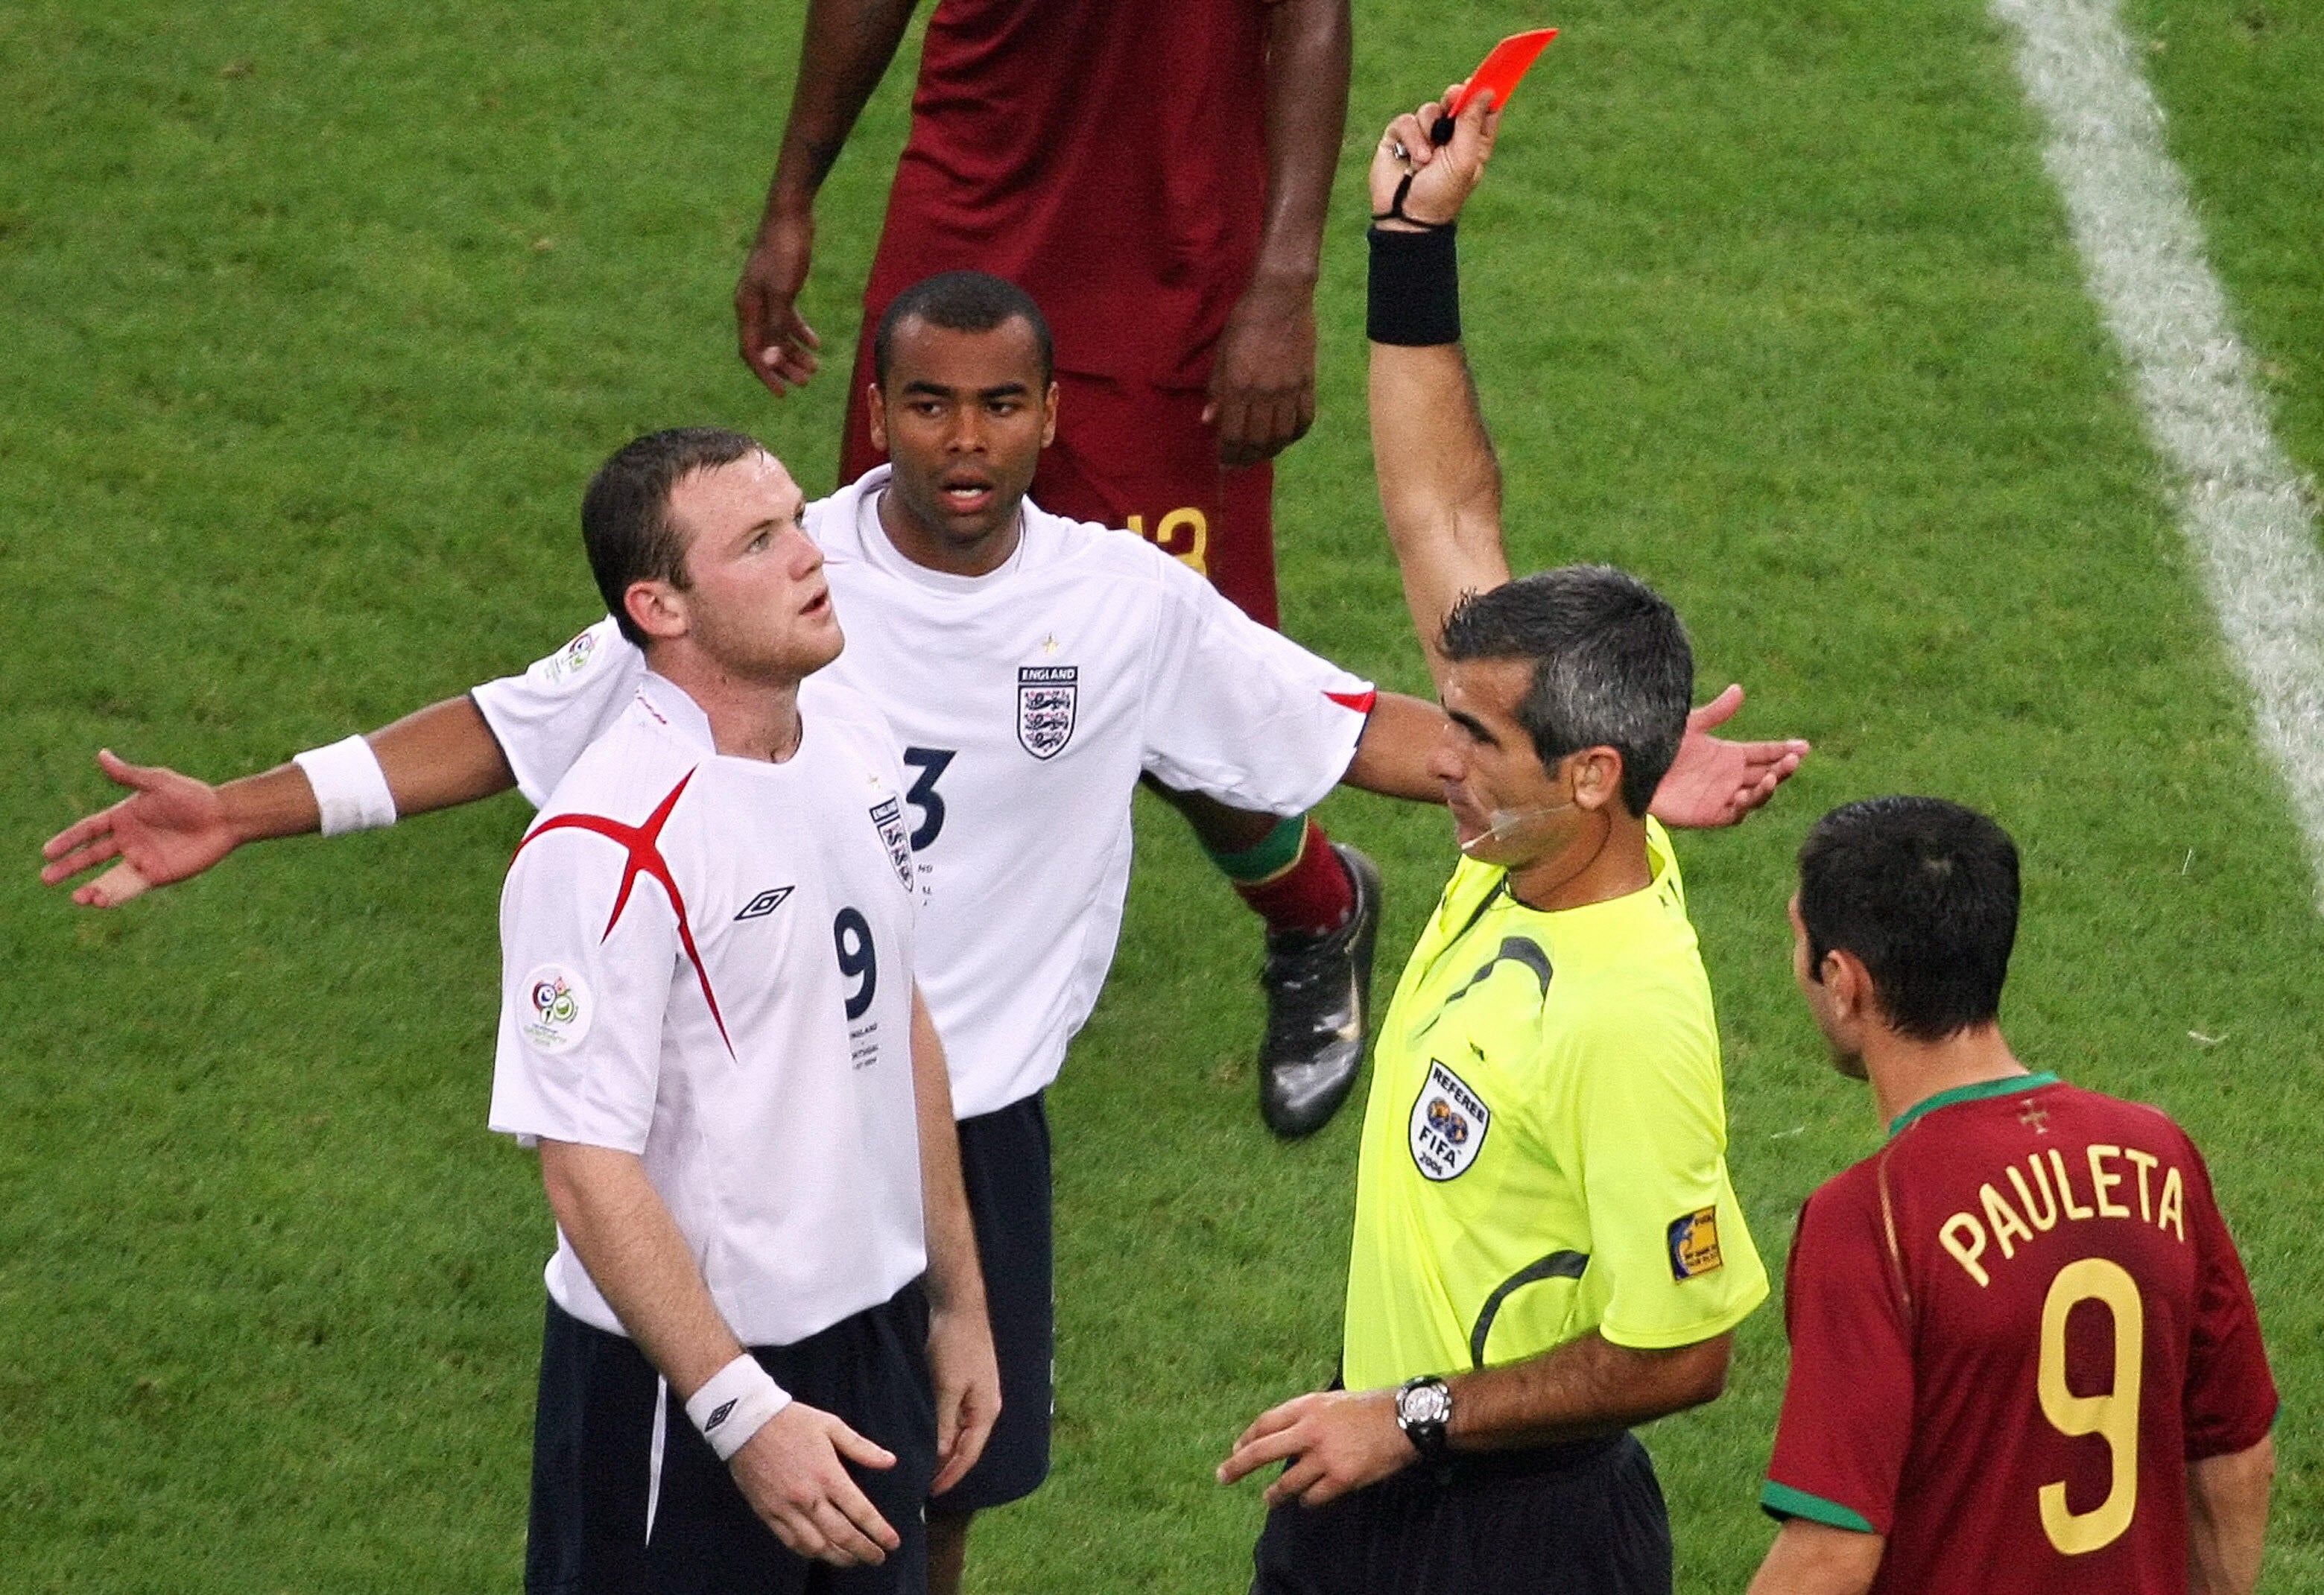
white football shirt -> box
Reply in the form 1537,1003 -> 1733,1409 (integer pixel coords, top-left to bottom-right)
473,466 -> 1374,1117
489,671 -> 926,1347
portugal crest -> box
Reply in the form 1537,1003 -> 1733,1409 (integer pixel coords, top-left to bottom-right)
1017,665 -> 1078,760
1409,1059 -> 1492,1181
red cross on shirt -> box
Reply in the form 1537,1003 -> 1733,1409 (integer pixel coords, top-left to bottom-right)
516,769 -> 733,1056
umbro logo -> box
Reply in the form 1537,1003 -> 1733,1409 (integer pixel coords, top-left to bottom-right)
735,887 -> 795,922
704,1398 -> 737,1430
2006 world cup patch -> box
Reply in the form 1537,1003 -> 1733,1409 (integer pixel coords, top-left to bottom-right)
1409,1059 -> 1492,1181
519,963 -> 594,1053
1668,1206 -> 1724,1279
532,627 -> 601,685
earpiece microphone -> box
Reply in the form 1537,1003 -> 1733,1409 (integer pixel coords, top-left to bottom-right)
1457,799 -> 1574,854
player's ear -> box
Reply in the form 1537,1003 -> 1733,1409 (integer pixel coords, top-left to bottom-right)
866,381 -> 889,453
1039,379 -> 1059,448
1570,746 -> 1624,813
624,579 -> 688,643
1822,947 -> 1876,1023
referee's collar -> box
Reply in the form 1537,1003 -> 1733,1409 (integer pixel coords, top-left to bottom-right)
1888,1071 -> 2059,1138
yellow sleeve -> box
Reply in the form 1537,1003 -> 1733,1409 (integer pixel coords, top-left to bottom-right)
1557,977 -> 1767,1349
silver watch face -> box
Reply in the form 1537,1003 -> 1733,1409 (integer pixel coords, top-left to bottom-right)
1398,1381 -> 1451,1427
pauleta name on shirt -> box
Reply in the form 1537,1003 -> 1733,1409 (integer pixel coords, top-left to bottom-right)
1940,1141 -> 2187,1287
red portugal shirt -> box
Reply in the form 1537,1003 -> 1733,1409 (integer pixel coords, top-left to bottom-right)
864,0 -> 1275,387
1764,1074 -> 2276,1594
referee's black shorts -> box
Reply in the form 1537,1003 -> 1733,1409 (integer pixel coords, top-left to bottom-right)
525,1281 -> 936,1595
1250,1430 -> 1673,1595
931,1090 -> 1054,1514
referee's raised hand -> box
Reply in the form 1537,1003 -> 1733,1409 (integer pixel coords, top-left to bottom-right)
1370,82 -> 1500,233
729,1401 -> 902,1567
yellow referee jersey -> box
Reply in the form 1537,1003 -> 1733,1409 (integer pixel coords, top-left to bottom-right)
1342,821 -> 1767,1390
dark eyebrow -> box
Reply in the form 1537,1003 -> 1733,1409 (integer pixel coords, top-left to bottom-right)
900,379 -> 1031,400
1446,708 -> 1500,748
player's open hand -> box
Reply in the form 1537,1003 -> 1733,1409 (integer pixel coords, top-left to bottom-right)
1370,82 -> 1501,232
1217,1386 -> 1413,1508
1648,685 -> 1811,829
39,750 -> 238,907
735,209 -> 823,396
926,1297 -> 1001,1495
728,1400 -> 902,1567
1206,273 -> 1318,468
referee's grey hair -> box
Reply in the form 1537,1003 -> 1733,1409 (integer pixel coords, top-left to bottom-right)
1439,566 -> 1693,816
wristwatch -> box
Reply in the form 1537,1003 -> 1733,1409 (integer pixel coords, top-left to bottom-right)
1394,1374 -> 1453,1463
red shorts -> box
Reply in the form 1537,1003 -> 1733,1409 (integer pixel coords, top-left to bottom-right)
840,348 -> 1280,630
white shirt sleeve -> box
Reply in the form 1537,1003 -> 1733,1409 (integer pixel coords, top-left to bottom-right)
489,822 -> 677,1154
469,618 -> 649,806
1137,556 -> 1375,814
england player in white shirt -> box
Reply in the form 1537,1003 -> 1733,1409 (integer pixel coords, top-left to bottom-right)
498,428 -> 996,1591
41,275 -> 1804,1594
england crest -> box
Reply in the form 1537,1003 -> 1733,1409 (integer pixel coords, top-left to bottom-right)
868,796 -> 913,890
1017,665 -> 1078,760
1409,1059 -> 1492,1181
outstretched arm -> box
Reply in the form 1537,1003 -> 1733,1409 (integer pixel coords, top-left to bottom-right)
39,694 -> 513,907
1360,89 -> 1805,820
735,0 -> 923,396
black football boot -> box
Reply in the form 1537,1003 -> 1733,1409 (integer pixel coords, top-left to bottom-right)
1256,844 -> 1381,1138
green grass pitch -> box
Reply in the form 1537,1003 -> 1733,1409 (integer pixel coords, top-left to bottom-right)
5,0 -> 2320,1588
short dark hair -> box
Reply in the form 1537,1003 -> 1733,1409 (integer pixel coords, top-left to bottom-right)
1797,797 -> 2020,1041
580,428 -> 763,647
1438,565 -> 1693,816
873,270 -> 1054,388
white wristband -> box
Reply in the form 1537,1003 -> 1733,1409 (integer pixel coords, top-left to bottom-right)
685,1354 -> 791,1462
291,735 -> 398,837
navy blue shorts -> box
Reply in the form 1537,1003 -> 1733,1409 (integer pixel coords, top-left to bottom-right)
931,1091 -> 1054,1514
1250,1431 -> 1672,1595
526,1281 -> 936,1595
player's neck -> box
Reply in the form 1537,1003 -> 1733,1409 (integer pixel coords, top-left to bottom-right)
645,649 -> 807,764
876,486 -> 1025,578
1864,1023 -> 2028,1130
1505,808 -> 1653,912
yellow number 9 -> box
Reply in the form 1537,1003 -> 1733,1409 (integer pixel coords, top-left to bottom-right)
2036,1257 -> 2143,1555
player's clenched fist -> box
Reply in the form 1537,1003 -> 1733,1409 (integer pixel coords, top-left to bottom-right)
728,1401 -> 902,1566
1370,83 -> 1500,232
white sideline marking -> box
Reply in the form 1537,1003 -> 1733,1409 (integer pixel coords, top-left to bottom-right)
1992,0 -> 2324,907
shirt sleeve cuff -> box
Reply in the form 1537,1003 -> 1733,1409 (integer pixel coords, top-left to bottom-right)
1761,1481 -> 1878,1534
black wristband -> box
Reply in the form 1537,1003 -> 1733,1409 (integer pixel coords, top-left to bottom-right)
1367,223 -> 1460,347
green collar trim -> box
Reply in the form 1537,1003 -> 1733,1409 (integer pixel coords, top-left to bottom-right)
1890,1071 -> 2059,1139
1760,1482 -> 1875,1535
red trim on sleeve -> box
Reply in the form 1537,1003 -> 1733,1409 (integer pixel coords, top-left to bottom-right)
1326,688 -> 1378,714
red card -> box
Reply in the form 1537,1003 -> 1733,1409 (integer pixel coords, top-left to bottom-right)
1446,28 -> 1559,121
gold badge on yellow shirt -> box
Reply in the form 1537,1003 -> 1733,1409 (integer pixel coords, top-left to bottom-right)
1409,1059 -> 1492,1181
1667,1206 -> 1723,1280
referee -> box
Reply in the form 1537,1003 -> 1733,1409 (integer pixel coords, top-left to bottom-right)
1218,90 -> 1770,1595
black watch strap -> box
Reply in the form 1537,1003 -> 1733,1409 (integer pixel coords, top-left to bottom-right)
1395,1374 -> 1453,1463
